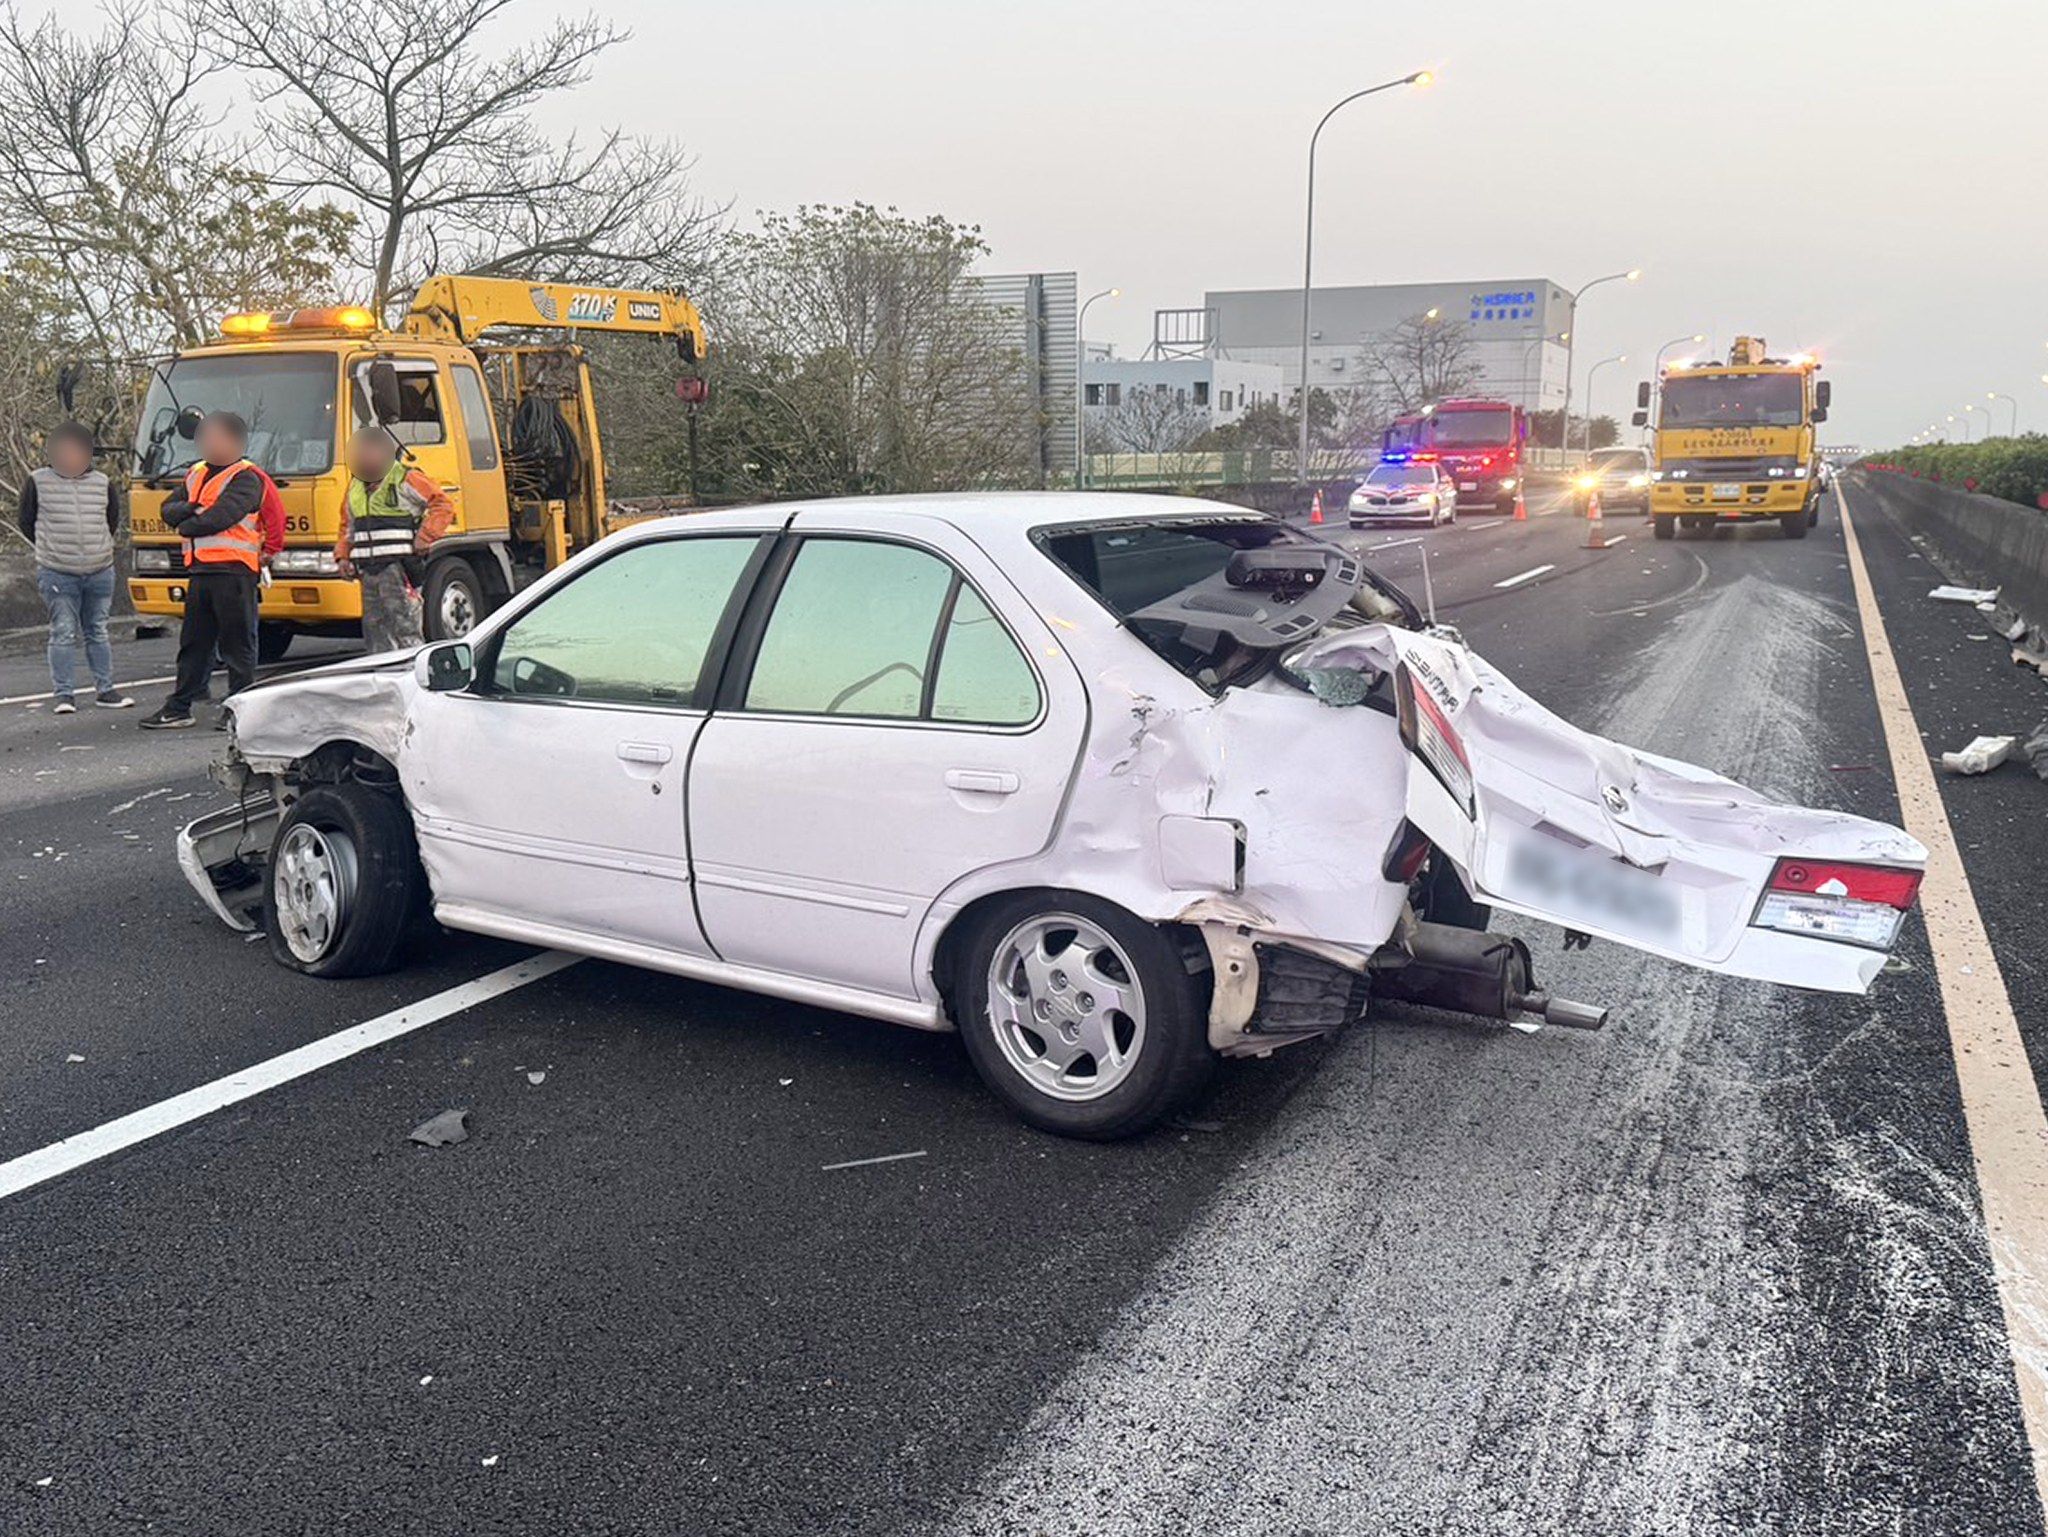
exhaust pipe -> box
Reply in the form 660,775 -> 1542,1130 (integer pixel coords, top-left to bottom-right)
1372,921 -> 1608,1031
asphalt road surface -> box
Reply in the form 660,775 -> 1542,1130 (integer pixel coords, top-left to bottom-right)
2,480 -> 2043,1535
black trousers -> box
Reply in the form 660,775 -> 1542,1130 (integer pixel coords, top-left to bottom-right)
168,569 -> 259,710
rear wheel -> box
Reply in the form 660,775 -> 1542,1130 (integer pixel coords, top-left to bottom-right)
954,892 -> 1212,1140
1779,513 -> 1809,540
264,784 -> 423,978
423,556 -> 484,641
256,622 -> 294,664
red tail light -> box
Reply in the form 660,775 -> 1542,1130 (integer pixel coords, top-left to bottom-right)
1767,859 -> 1921,910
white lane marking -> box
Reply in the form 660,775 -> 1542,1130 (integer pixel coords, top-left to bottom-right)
1840,482 -> 2048,1515
1603,535 -> 1628,548
820,1149 -> 928,1172
1,674 -> 176,707
3,655 -> 346,708
0,951 -> 582,1203
1493,564 -> 1554,590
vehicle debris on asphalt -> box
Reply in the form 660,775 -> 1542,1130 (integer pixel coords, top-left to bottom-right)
1927,585 -> 2000,605
408,1108 -> 471,1147
1940,735 -> 2018,775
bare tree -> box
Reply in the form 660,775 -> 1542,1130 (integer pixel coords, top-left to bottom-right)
1090,385 -> 1209,454
200,0 -> 719,310
1355,313 -> 1484,418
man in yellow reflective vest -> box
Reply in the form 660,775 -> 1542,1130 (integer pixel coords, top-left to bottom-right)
142,412 -> 274,730
333,429 -> 455,654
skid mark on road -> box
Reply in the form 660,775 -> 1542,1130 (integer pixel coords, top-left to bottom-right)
937,572 -> 2029,1536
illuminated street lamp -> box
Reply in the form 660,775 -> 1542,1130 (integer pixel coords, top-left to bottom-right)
1555,269 -> 1642,457
1074,286 -> 1119,489
1988,390 -> 2019,435
1296,68 -> 1434,484
1947,413 -> 1968,441
1962,402 -> 1991,439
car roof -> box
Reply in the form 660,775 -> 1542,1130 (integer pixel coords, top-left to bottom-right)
608,490 -> 1276,542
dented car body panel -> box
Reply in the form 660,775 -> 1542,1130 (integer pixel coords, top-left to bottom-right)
196,492 -> 1924,1057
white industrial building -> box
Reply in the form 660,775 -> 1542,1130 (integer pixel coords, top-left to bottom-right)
1081,356 -> 1286,436
1200,279 -> 1574,411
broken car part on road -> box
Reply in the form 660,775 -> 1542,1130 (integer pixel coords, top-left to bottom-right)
179,494 -> 1926,1138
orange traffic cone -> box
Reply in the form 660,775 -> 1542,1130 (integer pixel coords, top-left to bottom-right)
1512,486 -> 1528,521
1309,488 -> 1325,525
1584,487 -> 1606,549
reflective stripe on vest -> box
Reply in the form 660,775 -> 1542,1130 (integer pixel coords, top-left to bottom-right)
346,463 -> 422,563
181,460 -> 262,572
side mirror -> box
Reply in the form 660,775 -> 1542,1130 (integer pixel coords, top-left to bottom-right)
1631,410 -> 1648,427
1634,381 -> 1651,409
1811,406 -> 1828,424
367,360 -> 403,426
414,641 -> 474,693
1814,380 -> 1832,410
175,405 -> 204,441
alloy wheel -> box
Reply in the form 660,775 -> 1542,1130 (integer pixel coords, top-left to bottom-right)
985,913 -> 1148,1102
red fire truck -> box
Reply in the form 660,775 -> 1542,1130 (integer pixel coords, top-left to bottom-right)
1381,398 -> 1527,514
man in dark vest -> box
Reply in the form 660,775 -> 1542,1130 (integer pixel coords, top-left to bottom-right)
22,421 -> 131,713
334,428 -> 454,653
141,412 -> 271,729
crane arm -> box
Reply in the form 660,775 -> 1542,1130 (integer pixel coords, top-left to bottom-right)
402,275 -> 707,360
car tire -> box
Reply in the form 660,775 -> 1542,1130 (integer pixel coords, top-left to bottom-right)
256,622 -> 294,664
264,784 -> 423,978
953,891 -> 1213,1140
1653,516 -> 1675,540
1780,513 -> 1809,540
423,556 -> 484,641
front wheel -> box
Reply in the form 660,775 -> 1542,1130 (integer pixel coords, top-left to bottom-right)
256,622 -> 294,663
954,892 -> 1213,1140
423,556 -> 484,641
1779,513 -> 1809,540
1653,516 -> 1676,541
264,784 -> 423,977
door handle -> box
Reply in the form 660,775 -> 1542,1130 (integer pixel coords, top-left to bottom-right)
617,741 -> 672,765
945,768 -> 1020,795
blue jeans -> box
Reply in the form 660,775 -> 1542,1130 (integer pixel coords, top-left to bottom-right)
37,565 -> 117,698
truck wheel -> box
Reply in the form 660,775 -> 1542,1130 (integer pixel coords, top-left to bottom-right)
1780,514 -> 1809,540
256,622 -> 294,663
954,891 -> 1213,1140
423,556 -> 483,640
1653,516 -> 1675,541
264,784 -> 423,978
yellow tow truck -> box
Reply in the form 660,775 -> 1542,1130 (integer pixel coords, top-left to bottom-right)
127,276 -> 708,658
1632,336 -> 1830,541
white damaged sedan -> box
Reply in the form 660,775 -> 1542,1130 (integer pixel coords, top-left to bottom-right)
182,494 -> 1926,1138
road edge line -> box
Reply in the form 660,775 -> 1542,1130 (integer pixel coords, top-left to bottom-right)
1839,481 -> 2048,1519
0,950 -> 582,1203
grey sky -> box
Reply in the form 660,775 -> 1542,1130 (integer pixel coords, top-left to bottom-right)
517,2 -> 2040,446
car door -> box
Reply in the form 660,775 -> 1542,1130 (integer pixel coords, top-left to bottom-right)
402,530 -> 770,958
686,514 -> 1088,999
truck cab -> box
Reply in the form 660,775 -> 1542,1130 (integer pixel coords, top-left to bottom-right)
1635,337 -> 1828,542
1385,399 -> 1527,514
128,281 -> 706,657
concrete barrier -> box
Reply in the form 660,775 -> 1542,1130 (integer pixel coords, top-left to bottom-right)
1849,469 -> 2048,628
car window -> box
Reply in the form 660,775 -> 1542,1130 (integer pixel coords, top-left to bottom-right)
449,364 -> 500,471
745,538 -> 1038,725
488,536 -> 758,707
1366,466 -> 1418,487
930,583 -> 1039,726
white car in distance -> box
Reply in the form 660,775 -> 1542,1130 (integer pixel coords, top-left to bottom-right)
182,494 -> 1926,1139
1348,459 -> 1457,526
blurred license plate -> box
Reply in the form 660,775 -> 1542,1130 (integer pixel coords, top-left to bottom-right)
1500,829 -> 1682,943
1711,484 -> 1741,501
1458,481 -> 1477,491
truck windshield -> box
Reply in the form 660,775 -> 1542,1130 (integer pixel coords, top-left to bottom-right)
1426,408 -> 1514,447
133,353 -> 340,480
1661,373 -> 1804,429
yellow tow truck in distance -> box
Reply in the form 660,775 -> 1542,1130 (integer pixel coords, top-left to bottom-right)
1633,336 -> 1830,542
127,277 -> 709,658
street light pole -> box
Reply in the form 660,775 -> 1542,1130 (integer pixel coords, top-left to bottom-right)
1580,353 -> 1627,453
1963,403 -> 1991,440
1074,286 -> 1119,490
1947,414 -> 1967,442
1296,69 -> 1433,486
1988,390 -> 2019,435
1555,268 -> 1641,464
